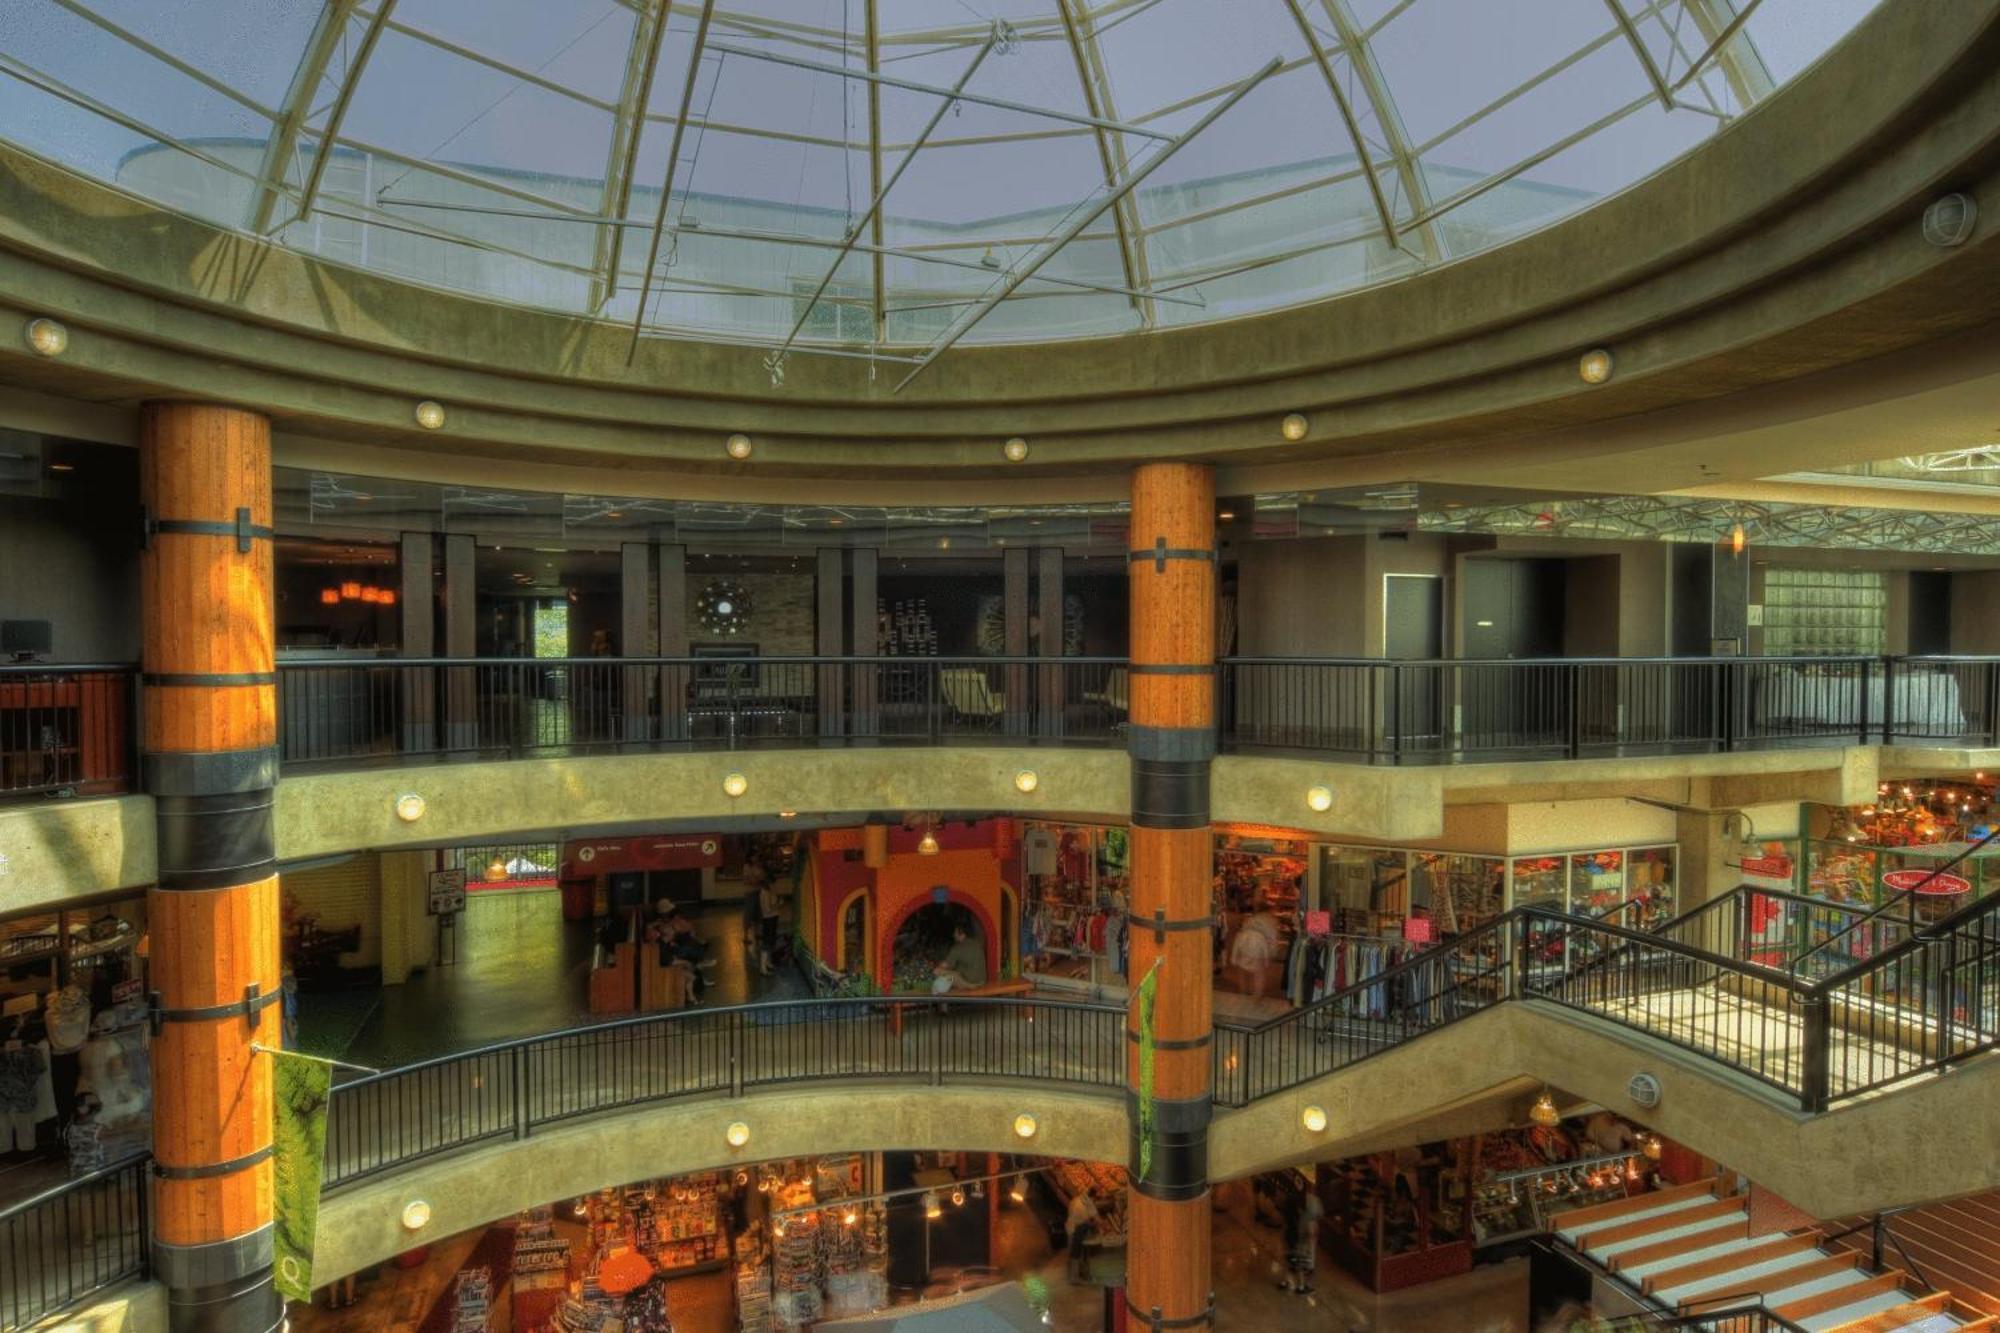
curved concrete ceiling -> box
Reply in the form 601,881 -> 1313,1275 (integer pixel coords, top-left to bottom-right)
0,0 -> 1994,499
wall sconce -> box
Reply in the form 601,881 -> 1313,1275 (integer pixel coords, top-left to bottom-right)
1013,1112 -> 1038,1139
414,400 -> 446,430
401,1199 -> 432,1231
24,317 -> 69,357
1280,412 -> 1309,441
1305,785 -> 1333,812
394,793 -> 426,823
1577,349 -> 1614,384
726,433 -> 753,460
1014,770 -> 1039,794
1300,1105 -> 1328,1134
1002,437 -> 1029,462
725,1121 -> 751,1148
723,772 -> 748,798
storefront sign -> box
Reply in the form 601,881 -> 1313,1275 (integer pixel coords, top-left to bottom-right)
110,978 -> 142,1005
563,836 -> 724,877
1740,852 -> 1794,880
1881,869 -> 1973,895
427,868 -> 467,915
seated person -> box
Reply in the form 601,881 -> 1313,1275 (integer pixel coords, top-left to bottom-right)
930,925 -> 988,994
649,914 -> 713,1000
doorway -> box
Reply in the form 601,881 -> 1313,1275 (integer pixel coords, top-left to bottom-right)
1383,574 -> 1444,743
1461,559 -> 1567,749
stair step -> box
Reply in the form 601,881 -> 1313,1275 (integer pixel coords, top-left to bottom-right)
1620,1225 -> 1756,1279
1654,1240 -> 1829,1306
1952,1317 -> 1998,1331
1761,1260 -> 1887,1310
1648,1232 -> 1824,1288
1577,1197 -> 1748,1252
1557,1185 -> 1723,1245
1591,1208 -> 1757,1261
1553,1178 -> 1721,1234
1775,1272 -> 1909,1325
1820,1293 -> 1950,1332
1800,1290 -> 1931,1331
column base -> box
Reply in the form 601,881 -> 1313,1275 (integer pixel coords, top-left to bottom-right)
156,1225 -> 286,1333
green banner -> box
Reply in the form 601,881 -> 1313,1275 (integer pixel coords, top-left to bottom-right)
1135,958 -> 1162,1183
272,1051 -> 332,1303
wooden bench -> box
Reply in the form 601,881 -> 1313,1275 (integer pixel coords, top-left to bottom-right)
887,977 -> 1035,1036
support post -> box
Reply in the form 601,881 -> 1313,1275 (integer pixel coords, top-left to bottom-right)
1125,462 -> 1215,1330
1004,546 -> 1030,737
817,547 -> 845,739
441,533 -> 476,752
398,531 -> 434,754
1037,545 -> 1065,738
851,548 -> 879,741
140,403 -> 285,1333
620,542 -> 652,743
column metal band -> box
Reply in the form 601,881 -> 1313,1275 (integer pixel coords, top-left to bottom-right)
1127,724 -> 1217,761
153,1144 -> 274,1181
143,747 -> 280,797
151,1223 -> 274,1288
154,789 -> 276,890
1131,757 -> 1210,829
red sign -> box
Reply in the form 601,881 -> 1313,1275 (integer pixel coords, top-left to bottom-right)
1403,916 -> 1434,944
1740,853 -> 1794,880
561,835 -> 724,878
1881,869 -> 1973,896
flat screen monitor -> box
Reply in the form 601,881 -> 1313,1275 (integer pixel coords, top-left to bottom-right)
1,620 -> 52,658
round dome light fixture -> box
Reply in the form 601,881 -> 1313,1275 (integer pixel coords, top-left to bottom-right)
401,1199 -> 432,1231
1922,192 -> 1978,248
725,1120 -> 751,1148
726,432 -> 753,460
1300,1105 -> 1328,1134
1014,769 -> 1039,794
722,772 -> 748,798
414,400 -> 447,430
1002,436 -> 1030,462
24,318 -> 68,358
1577,349 -> 1614,385
1013,1112 -> 1038,1140
1305,785 -> 1334,813
1280,412 -> 1309,442
394,793 -> 427,823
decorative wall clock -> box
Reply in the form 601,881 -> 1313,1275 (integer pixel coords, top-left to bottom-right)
697,579 -> 752,635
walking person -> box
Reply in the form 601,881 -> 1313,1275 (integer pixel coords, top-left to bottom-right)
757,872 -> 786,977
1065,1188 -> 1100,1283
1277,1182 -> 1324,1295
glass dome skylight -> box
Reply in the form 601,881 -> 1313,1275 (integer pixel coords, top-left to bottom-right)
0,0 -> 1877,378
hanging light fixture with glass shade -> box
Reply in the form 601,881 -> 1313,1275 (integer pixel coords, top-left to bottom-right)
1529,1089 -> 1561,1128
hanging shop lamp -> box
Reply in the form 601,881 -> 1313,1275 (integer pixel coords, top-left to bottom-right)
923,1191 -> 942,1220
1529,1089 -> 1561,1128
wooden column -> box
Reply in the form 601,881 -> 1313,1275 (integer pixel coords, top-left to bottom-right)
398,532 -> 435,754
441,533 -> 476,751
1125,462 -> 1215,1331
658,544 -> 689,742
620,542 -> 652,743
851,548 -> 879,739
1004,546 -> 1031,736
1036,545 -> 1065,738
139,403 -> 285,1333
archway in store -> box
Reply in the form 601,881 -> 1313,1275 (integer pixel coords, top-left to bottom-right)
882,898 -> 993,993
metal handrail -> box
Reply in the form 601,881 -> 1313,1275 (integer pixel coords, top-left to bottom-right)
1811,873 -> 2000,989
0,1152 -> 150,1221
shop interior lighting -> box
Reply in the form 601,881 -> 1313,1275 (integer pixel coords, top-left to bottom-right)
483,857 -> 508,883
24,318 -> 68,357
1578,349 -> 1614,384
917,829 -> 940,856
1280,413 -> 1309,442
400,1199 -> 431,1231
1529,1089 -> 1561,1128
725,1120 -> 751,1148
414,400 -> 446,430
1003,437 -> 1030,462
1300,1105 -> 1328,1134
923,1191 -> 942,1220
1009,1175 -> 1028,1204
726,433 -> 753,460
723,772 -> 749,798
950,1187 -> 966,1207
394,793 -> 426,822
1014,770 -> 1039,794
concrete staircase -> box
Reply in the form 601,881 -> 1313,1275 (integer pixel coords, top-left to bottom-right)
1553,1180 -> 1998,1331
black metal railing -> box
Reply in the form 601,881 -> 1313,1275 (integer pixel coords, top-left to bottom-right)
0,1154 -> 148,1331
0,664 -> 135,799
278,656 -> 1127,765
8,654 -> 2000,794
323,995 -> 1122,1189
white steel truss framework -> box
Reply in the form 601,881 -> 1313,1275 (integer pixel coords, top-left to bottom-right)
0,0 -> 1818,362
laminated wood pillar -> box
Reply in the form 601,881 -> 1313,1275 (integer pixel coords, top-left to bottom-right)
1124,462 -> 1215,1330
139,404 -> 285,1333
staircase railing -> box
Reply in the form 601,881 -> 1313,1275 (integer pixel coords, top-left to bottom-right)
1788,826 -> 2000,979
